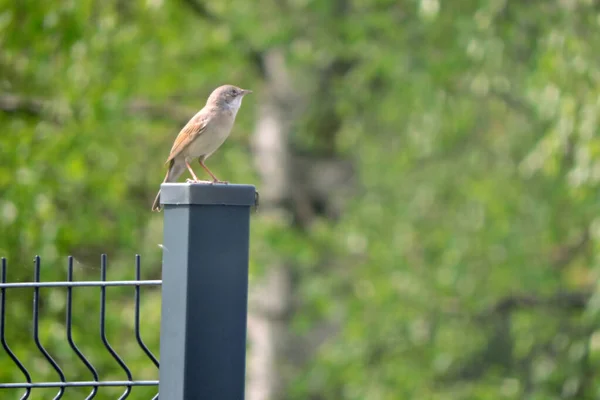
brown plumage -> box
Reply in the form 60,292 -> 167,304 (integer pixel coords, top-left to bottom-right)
151,84 -> 252,211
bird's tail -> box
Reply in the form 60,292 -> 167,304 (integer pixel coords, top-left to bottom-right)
151,160 -> 184,212
151,190 -> 162,212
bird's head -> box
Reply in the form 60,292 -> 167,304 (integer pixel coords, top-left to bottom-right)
208,84 -> 252,110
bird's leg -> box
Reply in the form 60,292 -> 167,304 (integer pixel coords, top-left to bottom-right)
185,161 -> 202,182
199,160 -> 228,184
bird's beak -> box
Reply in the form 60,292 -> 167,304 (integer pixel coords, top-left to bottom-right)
242,89 -> 253,96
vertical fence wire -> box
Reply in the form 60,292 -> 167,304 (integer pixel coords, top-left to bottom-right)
134,255 -> 159,369
1,258 -> 32,400
66,256 -> 99,400
99,254 -> 133,400
33,256 -> 67,400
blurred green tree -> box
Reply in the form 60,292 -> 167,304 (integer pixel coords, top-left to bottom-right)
1,0 -> 600,399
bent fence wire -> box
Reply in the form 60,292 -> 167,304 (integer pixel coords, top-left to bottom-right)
0,254 -> 161,400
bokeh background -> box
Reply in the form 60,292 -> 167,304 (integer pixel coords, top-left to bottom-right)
2,0 -> 600,399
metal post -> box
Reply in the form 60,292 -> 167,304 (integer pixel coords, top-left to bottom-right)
158,183 -> 256,400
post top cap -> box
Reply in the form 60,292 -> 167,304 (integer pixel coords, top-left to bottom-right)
160,183 -> 257,207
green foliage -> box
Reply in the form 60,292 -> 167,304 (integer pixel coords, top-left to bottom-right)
1,0 -> 600,399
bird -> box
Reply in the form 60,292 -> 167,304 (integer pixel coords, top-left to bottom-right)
151,84 -> 252,211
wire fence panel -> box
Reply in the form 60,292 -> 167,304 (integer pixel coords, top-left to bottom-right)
1,183 -> 256,400
0,255 -> 161,400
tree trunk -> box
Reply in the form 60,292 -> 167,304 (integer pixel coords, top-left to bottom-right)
246,48 -> 357,400
246,48 -> 295,400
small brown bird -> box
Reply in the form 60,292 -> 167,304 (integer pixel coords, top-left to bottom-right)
151,84 -> 252,211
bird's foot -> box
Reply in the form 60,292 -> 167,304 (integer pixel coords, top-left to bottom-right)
212,180 -> 229,184
186,179 -> 212,184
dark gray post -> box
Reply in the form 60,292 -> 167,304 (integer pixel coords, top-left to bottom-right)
158,183 -> 256,400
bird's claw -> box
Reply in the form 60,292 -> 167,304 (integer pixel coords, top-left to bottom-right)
186,179 -> 211,184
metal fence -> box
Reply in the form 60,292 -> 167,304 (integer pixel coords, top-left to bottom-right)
0,255 -> 161,399
0,183 -> 257,400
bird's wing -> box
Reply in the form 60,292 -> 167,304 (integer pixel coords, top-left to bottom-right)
165,111 -> 210,164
